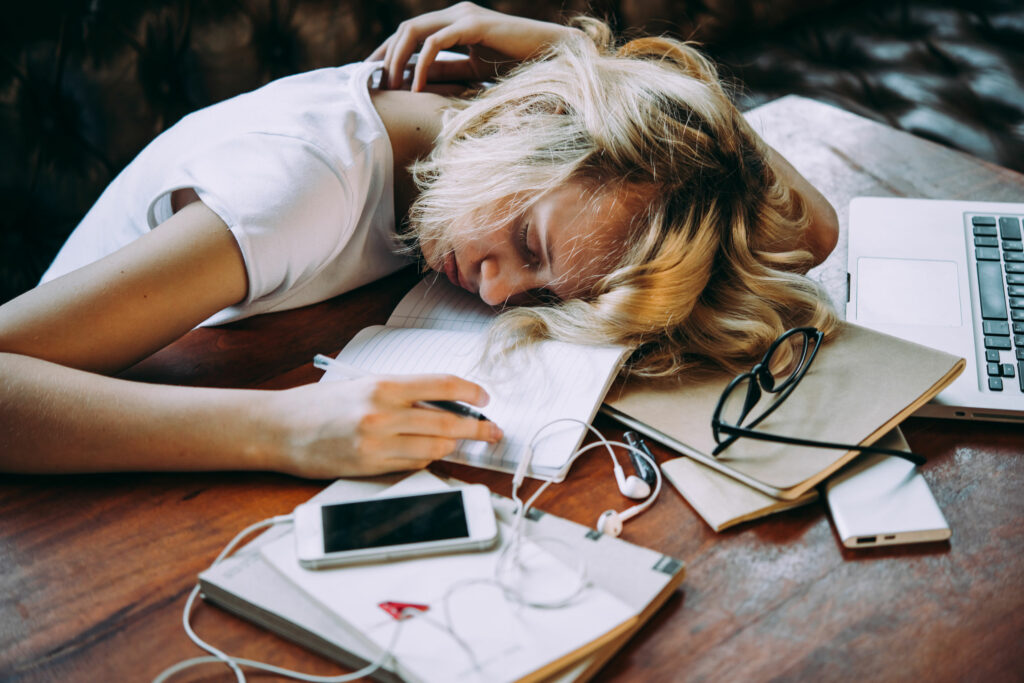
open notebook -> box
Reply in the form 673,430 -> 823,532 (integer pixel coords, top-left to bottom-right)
320,278 -> 628,481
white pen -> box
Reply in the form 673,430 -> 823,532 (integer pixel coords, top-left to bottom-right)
312,354 -> 492,422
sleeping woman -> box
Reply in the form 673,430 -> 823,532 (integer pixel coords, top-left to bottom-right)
0,3 -> 838,477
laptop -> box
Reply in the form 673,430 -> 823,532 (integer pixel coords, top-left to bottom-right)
846,196 -> 1024,423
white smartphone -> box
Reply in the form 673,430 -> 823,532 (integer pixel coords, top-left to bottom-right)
826,453 -> 951,548
293,485 -> 499,569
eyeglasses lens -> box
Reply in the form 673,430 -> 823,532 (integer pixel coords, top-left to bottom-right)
720,331 -> 812,429
719,374 -> 761,429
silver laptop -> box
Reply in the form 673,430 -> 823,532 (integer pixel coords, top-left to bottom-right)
846,196 -> 1024,423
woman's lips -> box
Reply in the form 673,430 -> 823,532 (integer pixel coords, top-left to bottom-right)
442,251 -> 475,293
443,252 -> 461,289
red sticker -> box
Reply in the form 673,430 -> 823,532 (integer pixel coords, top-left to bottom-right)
378,601 -> 430,621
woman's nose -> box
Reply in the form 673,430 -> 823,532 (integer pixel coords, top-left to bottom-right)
478,258 -> 534,307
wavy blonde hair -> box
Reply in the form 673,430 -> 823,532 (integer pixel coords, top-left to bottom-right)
405,18 -> 839,377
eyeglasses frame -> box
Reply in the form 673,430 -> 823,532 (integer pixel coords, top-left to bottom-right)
710,327 -> 925,466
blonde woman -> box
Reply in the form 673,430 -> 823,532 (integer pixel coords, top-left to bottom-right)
0,3 -> 837,477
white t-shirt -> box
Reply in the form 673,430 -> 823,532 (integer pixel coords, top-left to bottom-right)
40,60 -> 411,325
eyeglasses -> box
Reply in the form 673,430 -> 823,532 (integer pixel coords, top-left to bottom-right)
710,327 -> 925,466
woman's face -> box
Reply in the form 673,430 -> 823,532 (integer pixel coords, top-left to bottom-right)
421,183 -> 636,307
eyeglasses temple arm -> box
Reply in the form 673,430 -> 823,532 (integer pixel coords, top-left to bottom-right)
713,425 -> 926,466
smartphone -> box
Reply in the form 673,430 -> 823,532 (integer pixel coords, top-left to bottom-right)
293,485 -> 499,568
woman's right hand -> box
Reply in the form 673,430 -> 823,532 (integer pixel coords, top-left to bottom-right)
369,1 -> 579,92
264,373 -> 503,478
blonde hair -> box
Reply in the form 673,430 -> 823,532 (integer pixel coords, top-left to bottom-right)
406,18 -> 839,378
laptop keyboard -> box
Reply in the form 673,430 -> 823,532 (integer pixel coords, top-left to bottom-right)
973,214 -> 1024,392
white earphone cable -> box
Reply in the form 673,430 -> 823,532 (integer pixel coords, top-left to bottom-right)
155,420 -> 662,682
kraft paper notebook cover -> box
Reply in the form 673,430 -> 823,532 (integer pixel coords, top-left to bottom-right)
603,323 -> 964,529
199,471 -> 684,682
320,278 -> 628,482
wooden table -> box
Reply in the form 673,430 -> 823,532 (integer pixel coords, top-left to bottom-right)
2,96 -> 1022,682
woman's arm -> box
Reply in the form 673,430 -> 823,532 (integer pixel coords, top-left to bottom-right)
0,201 -> 247,373
370,1 -> 580,92
765,146 -> 840,267
0,202 -> 500,476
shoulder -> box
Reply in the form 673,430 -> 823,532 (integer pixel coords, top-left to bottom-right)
370,90 -> 450,163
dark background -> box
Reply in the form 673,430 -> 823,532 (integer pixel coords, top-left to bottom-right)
2,0 -> 1022,304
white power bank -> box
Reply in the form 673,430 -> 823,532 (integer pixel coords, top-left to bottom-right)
826,453 -> 951,548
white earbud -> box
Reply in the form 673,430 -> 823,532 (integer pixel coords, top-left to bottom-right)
596,503 -> 646,537
596,510 -> 623,537
613,463 -> 652,500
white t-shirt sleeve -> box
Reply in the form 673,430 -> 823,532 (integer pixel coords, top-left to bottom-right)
161,132 -> 357,306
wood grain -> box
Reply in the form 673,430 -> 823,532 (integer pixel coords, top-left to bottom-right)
2,97 -> 1023,682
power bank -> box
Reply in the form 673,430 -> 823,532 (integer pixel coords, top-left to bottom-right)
826,453 -> 951,548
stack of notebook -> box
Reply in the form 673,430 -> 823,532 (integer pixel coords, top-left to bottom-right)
199,471 -> 685,682
603,323 -> 964,530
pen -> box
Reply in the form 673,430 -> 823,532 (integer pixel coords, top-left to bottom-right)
623,431 -> 659,487
313,354 -> 492,422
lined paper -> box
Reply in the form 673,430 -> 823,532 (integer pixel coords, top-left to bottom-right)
329,325 -> 625,479
386,278 -> 496,332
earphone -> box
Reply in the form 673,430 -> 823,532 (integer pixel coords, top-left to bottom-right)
612,459 -> 652,499
516,418 -> 662,538
158,419 -> 663,682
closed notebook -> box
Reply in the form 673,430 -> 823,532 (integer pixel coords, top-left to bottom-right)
199,471 -> 684,682
603,322 -> 964,530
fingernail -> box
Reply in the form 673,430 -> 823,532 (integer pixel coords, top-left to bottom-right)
490,424 -> 503,442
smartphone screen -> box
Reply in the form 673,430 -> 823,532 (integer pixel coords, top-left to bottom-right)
321,490 -> 470,553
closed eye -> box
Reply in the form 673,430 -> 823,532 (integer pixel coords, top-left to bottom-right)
517,219 -> 540,267
522,288 -> 560,306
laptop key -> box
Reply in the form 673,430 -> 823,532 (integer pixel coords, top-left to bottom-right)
1010,285 -> 1024,297
978,261 -> 1008,319
1018,348 -> 1024,360
984,321 -> 1011,336
975,236 -> 999,247
1004,240 -> 1024,252
1011,297 -> 1024,308
1016,335 -> 1024,347
974,225 -> 998,237
1020,362 -> 1024,391
999,216 -> 1022,240
976,247 -> 1001,261
1014,310 -> 1024,322
985,336 -> 1012,350
1008,273 -> 1024,284
973,216 -> 997,226
987,349 -> 1001,362
1003,364 -> 1016,377
1007,262 -> 1024,273
988,362 -> 1001,376
1015,323 -> 1024,334
989,376 -> 1004,391
1005,253 -> 1024,263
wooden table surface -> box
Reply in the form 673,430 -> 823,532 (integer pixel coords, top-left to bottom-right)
2,96 -> 1023,682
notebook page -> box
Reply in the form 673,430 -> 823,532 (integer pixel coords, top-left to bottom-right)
326,326 -> 626,480
386,278 -> 496,333
261,514 -> 634,683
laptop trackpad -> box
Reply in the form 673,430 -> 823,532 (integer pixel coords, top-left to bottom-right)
856,258 -> 962,327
